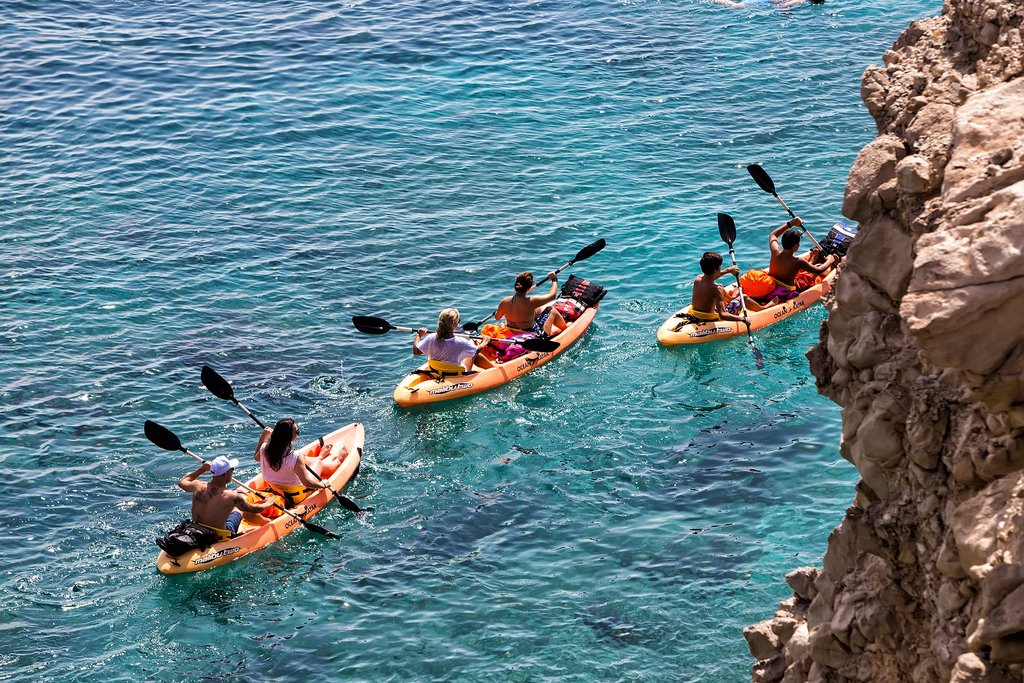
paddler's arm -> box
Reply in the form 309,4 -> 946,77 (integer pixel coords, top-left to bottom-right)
253,427 -> 272,462
769,217 -> 801,255
797,252 -> 837,276
234,492 -> 274,513
532,272 -> 559,305
413,328 -> 428,356
717,309 -> 751,325
178,462 -> 210,492
714,286 -> 750,326
293,457 -> 328,490
493,299 -> 508,324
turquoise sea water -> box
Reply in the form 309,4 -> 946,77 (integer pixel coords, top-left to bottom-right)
2,1 -> 937,680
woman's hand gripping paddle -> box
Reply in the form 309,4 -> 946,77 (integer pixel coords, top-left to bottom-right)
144,419 -> 341,539
717,213 -> 765,369
461,237 -> 607,331
199,365 -> 369,515
746,164 -> 825,252
351,316 -> 560,353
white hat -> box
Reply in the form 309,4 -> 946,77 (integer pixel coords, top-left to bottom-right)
210,455 -> 239,476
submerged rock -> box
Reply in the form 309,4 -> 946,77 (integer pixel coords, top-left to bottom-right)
748,0 -> 1024,681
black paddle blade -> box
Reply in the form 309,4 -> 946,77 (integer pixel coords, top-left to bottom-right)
570,238 -> 607,264
717,213 -> 737,246
519,338 -> 560,353
201,365 -> 235,401
753,344 -> 765,370
747,164 -> 777,195
144,420 -> 182,452
301,519 -> 340,539
462,319 -> 486,332
352,316 -> 393,335
336,494 -> 369,514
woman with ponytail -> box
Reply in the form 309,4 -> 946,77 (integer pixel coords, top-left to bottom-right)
252,418 -> 348,509
495,271 -> 567,337
413,308 -> 493,374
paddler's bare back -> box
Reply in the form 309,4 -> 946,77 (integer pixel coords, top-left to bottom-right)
191,482 -> 243,528
493,271 -> 568,337
767,251 -> 802,286
497,294 -> 547,330
691,275 -> 725,314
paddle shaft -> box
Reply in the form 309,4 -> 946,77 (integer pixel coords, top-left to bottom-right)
232,398 -> 267,429
548,259 -> 574,281
402,325 -> 491,342
748,164 -> 825,252
724,245 -> 755,333
771,195 -> 825,252
462,313 -> 493,332
723,244 -> 764,367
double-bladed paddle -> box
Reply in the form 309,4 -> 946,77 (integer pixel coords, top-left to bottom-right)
144,419 -> 341,539
199,365 -> 368,515
459,313 -> 493,334
545,237 -> 607,282
351,316 -> 560,353
462,238 -> 607,332
717,213 -> 765,370
746,164 -> 825,252
200,365 -> 267,429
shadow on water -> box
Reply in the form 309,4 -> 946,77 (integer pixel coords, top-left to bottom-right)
579,606 -> 672,649
349,494 -> 541,597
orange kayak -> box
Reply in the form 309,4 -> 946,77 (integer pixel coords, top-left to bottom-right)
394,305 -> 599,406
657,266 -> 838,346
156,422 -> 364,574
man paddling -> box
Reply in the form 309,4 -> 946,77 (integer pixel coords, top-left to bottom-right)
682,252 -> 751,326
766,217 -> 836,303
178,455 -> 273,539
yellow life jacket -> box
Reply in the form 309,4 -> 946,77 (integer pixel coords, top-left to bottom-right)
687,307 -> 720,321
427,358 -> 467,376
196,522 -> 233,541
268,482 -> 315,507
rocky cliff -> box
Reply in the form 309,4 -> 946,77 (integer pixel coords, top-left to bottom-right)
746,1 -> 1024,681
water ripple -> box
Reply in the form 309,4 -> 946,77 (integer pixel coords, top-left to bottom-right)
0,0 -> 939,679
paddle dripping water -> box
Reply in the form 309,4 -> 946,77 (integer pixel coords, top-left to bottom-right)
1,0 -> 939,680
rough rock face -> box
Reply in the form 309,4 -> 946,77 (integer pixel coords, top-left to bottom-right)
746,1 -> 1024,681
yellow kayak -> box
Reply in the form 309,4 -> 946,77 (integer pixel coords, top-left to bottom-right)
658,266 -> 838,347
